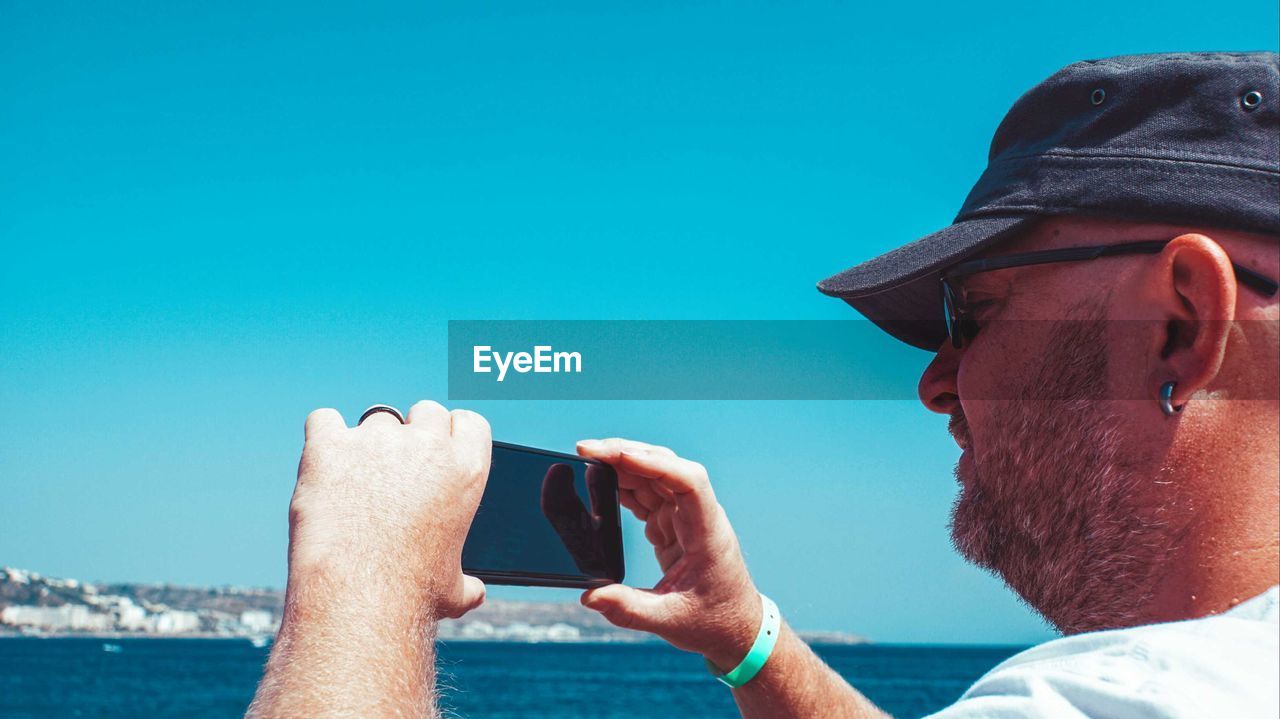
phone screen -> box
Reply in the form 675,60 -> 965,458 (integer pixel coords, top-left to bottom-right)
462,442 -> 625,588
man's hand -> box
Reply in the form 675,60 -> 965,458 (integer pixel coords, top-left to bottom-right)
577,438 -> 889,719
248,401 -> 491,718
288,401 -> 491,618
575,438 -> 762,672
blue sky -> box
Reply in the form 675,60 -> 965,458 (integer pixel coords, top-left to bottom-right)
2,2 -> 1275,644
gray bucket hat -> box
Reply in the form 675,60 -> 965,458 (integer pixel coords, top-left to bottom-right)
817,52 -> 1280,350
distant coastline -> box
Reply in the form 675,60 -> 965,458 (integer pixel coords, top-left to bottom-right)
1,567 -> 867,646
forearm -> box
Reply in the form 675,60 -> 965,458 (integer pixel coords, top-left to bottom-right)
724,624 -> 889,719
247,567 -> 441,718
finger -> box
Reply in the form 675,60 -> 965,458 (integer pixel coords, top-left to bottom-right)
645,502 -> 677,549
581,442 -> 686,505
644,516 -> 671,548
614,450 -> 718,533
580,583 -> 677,634
449,409 -> 493,475
576,438 -> 676,461
653,502 -> 676,545
631,484 -> 664,512
655,541 -> 682,572
447,575 -> 487,619
407,400 -> 450,432
612,470 -> 650,490
449,408 -> 490,441
304,408 -> 345,440
619,489 -> 649,520
612,468 -> 678,513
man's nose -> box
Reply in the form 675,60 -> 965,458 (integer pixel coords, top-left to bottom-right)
918,344 -> 961,415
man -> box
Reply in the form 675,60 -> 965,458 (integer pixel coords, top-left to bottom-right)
249,52 -> 1278,717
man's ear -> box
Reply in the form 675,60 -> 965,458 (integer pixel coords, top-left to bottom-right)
1147,233 -> 1238,407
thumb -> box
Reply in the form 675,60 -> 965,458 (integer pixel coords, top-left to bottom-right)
581,583 -> 675,634
443,575 -> 487,619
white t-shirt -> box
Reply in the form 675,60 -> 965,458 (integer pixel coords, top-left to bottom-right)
927,586 -> 1279,718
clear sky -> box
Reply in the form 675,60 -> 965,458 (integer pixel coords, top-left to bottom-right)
2,1 -> 1275,644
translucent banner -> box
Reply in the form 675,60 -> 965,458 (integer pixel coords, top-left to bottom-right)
447,320 -> 1278,401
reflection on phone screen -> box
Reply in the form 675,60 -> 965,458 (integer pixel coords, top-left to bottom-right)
463,444 -> 622,584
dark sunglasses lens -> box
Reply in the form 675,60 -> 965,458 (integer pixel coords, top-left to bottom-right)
942,282 -> 962,348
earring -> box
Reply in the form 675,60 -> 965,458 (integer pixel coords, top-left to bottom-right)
1159,381 -> 1182,417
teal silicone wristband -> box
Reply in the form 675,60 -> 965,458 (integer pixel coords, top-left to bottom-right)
705,594 -> 781,688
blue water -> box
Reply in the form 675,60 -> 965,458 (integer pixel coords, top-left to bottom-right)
0,638 -> 1023,718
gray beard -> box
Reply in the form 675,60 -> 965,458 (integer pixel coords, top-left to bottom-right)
949,309 -> 1183,634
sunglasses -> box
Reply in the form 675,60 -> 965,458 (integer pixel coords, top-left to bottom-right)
941,239 -> 1280,349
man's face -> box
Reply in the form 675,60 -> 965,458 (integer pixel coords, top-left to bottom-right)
918,218 -> 1188,634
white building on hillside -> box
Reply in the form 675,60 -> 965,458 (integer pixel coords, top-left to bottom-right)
151,610 -> 200,633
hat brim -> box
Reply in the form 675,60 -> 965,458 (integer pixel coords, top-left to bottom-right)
817,215 -> 1036,351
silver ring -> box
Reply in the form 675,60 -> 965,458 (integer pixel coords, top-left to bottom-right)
1159,381 -> 1182,417
358,404 -> 405,425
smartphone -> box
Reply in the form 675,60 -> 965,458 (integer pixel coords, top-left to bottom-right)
462,441 -> 626,588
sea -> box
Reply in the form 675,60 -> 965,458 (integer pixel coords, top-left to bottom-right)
0,638 -> 1024,718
